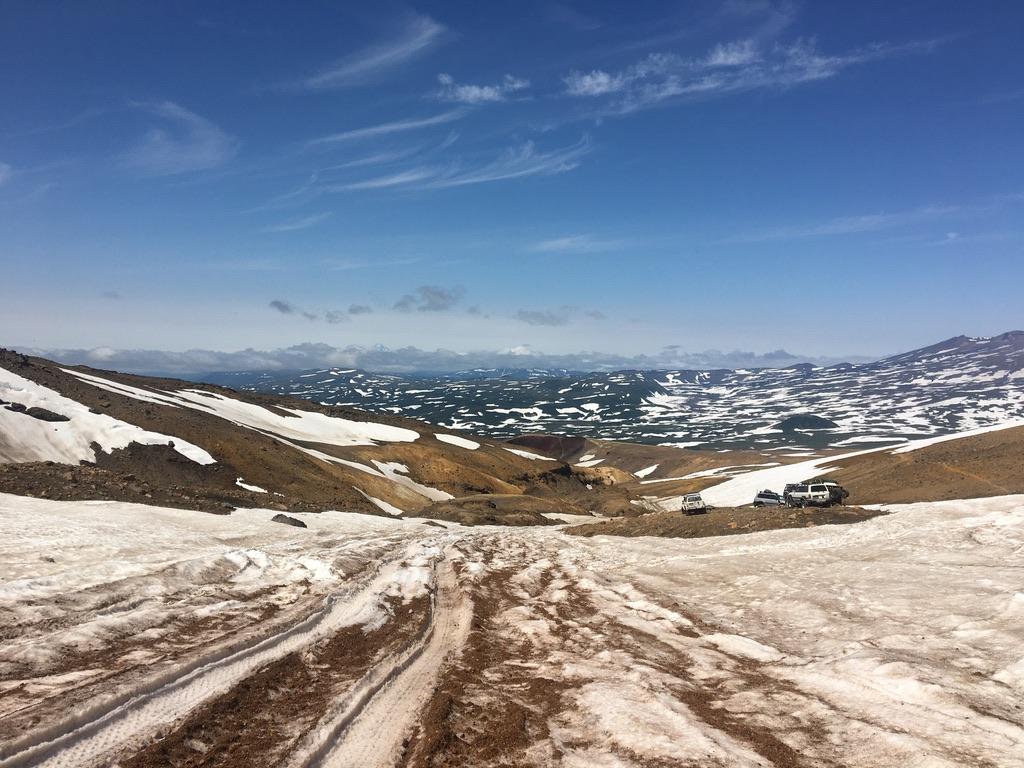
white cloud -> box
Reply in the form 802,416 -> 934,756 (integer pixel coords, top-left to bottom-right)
564,37 -> 944,114
297,14 -> 445,90
563,70 -> 625,96
704,39 -> 760,66
306,110 -> 464,146
263,212 -> 332,233
435,73 -> 530,104
121,101 -> 238,176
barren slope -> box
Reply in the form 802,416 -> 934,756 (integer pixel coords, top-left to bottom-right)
826,423 -> 1024,503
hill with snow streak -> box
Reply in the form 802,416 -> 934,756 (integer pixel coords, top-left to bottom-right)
209,332 -> 1024,452
1,349 -> 645,520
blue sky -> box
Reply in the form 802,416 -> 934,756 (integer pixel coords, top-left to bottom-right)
1,1 -> 1023,370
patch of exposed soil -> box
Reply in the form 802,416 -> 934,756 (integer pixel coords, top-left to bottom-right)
566,505 -> 885,539
398,569 -> 572,767
513,463 -> 640,516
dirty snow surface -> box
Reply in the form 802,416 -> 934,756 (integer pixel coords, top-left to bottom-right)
1,492 -> 1022,767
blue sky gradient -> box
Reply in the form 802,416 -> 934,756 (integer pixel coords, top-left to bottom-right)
1,1 -> 1022,368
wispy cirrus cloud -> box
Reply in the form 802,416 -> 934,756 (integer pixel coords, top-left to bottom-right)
330,168 -> 436,191
294,14 -> 445,90
323,148 -> 423,169
564,36 -> 945,114
262,211 -> 332,233
435,73 -> 530,104
0,162 -> 12,186
530,233 -> 629,253
314,136 -> 590,193
306,110 -> 465,147
422,135 -> 591,189
734,192 -> 1024,243
727,203 -> 964,242
325,256 -> 421,271
121,101 -> 238,176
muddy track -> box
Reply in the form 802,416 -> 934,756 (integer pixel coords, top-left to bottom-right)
0,538 -> 438,768
119,596 -> 432,768
397,533 -> 824,768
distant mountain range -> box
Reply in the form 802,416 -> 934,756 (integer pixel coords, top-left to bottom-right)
205,332 -> 1024,451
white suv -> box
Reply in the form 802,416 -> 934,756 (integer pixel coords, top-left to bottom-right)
681,493 -> 707,515
785,483 -> 840,507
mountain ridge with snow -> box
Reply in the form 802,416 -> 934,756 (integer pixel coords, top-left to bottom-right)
204,331 -> 1024,451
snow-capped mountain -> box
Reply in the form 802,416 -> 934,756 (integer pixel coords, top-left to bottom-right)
208,332 -> 1024,451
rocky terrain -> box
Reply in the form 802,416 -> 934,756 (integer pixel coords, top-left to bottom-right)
207,331 -> 1024,451
566,505 -> 886,539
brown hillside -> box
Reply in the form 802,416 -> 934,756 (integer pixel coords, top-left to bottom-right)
827,425 -> 1024,504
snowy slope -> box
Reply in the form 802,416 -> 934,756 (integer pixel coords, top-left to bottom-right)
0,367 -> 215,465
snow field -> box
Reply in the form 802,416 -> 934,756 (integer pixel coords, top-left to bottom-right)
2,492 -> 1023,766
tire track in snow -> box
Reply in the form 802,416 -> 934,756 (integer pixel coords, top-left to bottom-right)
286,555 -> 472,768
0,539 -> 440,768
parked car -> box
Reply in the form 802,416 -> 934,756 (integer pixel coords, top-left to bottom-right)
681,493 -> 707,515
785,484 -> 825,506
753,490 -> 784,507
819,481 -> 850,505
784,482 -> 849,507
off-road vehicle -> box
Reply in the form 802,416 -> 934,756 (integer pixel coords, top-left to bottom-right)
681,493 -> 707,515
